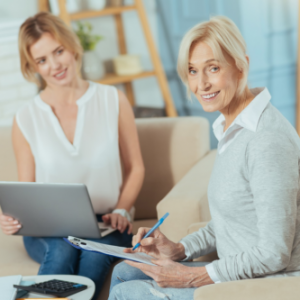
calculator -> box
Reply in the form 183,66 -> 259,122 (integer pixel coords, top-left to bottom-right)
13,279 -> 87,297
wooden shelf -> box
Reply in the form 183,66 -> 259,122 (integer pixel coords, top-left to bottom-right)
97,71 -> 156,85
44,0 -> 177,116
70,5 -> 136,20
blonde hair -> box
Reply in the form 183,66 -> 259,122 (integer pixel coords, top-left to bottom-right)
177,16 -> 249,99
19,12 -> 83,88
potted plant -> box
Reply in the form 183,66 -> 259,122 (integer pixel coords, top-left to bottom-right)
75,21 -> 104,80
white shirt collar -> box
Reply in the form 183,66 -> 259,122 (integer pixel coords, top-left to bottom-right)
212,87 -> 271,142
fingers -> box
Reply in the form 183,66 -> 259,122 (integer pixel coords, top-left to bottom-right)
135,227 -> 151,244
125,260 -> 156,273
0,214 -> 21,235
127,222 -> 133,235
123,248 -> 134,253
2,226 -> 21,235
140,237 -> 160,247
117,216 -> 126,233
125,260 -> 159,280
103,214 -> 131,234
134,227 -> 161,245
102,214 -> 110,224
111,214 -> 118,229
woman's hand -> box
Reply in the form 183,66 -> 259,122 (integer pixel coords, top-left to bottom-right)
124,227 -> 186,261
125,259 -> 214,288
0,213 -> 22,235
102,213 -> 132,234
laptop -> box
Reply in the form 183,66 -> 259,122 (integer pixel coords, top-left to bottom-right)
0,182 -> 116,238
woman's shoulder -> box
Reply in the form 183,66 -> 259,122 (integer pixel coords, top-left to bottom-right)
93,82 -> 118,96
16,96 -> 40,120
247,105 -> 300,156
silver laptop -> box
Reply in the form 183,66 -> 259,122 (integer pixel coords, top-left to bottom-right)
0,182 -> 116,238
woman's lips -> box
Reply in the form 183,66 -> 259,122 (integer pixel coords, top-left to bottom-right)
53,69 -> 67,80
201,91 -> 220,102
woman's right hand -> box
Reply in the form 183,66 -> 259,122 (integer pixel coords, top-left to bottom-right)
0,213 -> 22,235
124,227 -> 186,261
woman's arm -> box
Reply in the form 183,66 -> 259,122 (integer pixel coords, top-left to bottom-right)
180,220 -> 217,260
115,90 -> 145,211
213,132 -> 299,282
0,118 -> 35,235
102,90 -> 145,233
12,117 -> 35,182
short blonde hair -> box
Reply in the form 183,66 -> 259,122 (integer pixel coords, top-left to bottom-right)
19,12 -> 83,88
177,16 -> 249,99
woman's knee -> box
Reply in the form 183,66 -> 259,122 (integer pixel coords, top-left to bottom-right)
34,238 -> 79,274
109,281 -> 145,300
111,261 -> 142,282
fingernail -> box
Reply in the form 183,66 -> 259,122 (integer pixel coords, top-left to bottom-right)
8,218 -> 12,221
17,225 -> 21,228
13,221 -> 18,224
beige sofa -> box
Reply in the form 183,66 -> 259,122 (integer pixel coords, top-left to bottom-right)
2,116 -> 297,300
0,116 -> 216,299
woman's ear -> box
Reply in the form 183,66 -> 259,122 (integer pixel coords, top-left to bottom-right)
245,55 -> 250,65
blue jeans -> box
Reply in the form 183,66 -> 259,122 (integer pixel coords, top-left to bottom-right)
23,214 -> 132,300
109,261 -> 210,300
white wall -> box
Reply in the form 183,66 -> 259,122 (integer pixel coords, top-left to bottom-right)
0,0 -> 163,127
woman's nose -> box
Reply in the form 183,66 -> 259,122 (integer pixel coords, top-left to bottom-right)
49,57 -> 61,70
197,75 -> 211,91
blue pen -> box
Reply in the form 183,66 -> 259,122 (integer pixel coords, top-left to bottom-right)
132,212 -> 169,250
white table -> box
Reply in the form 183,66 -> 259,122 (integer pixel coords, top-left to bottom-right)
22,275 -> 95,300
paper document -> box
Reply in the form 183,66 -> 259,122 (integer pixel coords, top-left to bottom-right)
0,275 -> 22,300
66,236 -> 156,266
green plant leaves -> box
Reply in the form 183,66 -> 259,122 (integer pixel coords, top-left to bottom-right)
75,21 -> 103,51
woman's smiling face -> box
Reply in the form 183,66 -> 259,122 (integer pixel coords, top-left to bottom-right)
188,41 -> 241,114
30,32 -> 78,87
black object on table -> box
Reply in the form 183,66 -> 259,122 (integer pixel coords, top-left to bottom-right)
13,279 -> 87,297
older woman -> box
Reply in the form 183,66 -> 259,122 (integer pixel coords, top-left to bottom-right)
108,16 -> 300,300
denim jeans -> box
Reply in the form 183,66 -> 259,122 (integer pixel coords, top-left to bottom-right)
109,261 -> 210,300
23,214 -> 132,300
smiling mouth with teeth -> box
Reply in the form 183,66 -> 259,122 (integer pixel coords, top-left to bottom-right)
201,91 -> 220,99
54,70 -> 66,77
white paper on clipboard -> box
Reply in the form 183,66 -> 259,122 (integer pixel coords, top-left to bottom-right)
67,236 -> 156,266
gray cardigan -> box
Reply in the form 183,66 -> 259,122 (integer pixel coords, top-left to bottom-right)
181,103 -> 300,281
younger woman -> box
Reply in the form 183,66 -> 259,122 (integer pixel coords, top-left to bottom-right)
0,12 -> 144,300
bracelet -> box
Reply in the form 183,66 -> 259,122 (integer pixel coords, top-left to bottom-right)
112,208 -> 132,222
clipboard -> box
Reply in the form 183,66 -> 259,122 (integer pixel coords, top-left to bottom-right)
64,236 -> 156,266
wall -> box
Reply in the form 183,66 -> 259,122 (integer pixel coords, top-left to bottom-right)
0,0 -> 39,126
0,0 -> 163,127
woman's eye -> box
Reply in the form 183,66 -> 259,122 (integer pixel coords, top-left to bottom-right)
189,69 -> 197,75
38,59 -> 46,64
57,49 -> 64,55
210,66 -> 219,72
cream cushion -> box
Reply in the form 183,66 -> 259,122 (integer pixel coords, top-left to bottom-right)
0,117 -> 214,300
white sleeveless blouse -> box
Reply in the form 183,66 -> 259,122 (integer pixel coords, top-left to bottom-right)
16,82 -> 122,214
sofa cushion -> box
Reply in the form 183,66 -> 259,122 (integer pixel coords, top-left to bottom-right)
0,227 -> 39,276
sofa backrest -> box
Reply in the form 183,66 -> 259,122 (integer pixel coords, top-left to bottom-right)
0,127 -> 17,181
134,117 -> 210,220
0,116 -> 210,220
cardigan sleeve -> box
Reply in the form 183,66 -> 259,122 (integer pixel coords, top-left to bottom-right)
212,132 -> 299,281
180,220 -> 217,260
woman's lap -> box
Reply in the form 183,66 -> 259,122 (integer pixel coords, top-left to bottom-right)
109,261 -> 210,300
24,226 -> 132,300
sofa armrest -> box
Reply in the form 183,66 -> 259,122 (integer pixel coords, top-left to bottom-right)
156,150 -> 217,242
187,222 -> 208,234
194,277 -> 300,300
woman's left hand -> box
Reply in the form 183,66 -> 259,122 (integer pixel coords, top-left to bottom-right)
102,213 -> 132,234
125,259 -> 214,288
